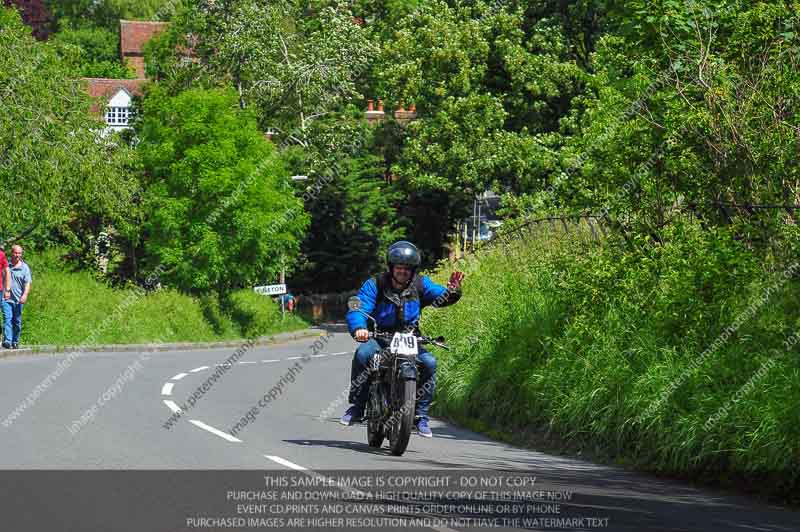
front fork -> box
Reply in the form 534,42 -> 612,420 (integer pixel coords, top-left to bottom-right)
368,353 -> 387,422
392,357 -> 418,411
395,357 -> 418,381
369,355 -> 418,420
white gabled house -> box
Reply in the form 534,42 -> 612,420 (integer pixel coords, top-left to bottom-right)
82,20 -> 169,133
83,77 -> 146,135
105,87 -> 134,131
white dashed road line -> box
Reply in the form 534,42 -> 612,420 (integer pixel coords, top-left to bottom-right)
262,456 -> 370,499
160,346 -> 456,530
264,455 -> 307,470
190,420 -> 242,443
161,349 -> 349,449
163,400 -> 182,414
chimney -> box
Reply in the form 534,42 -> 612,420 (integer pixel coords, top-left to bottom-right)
394,101 -> 416,122
365,98 -> 385,124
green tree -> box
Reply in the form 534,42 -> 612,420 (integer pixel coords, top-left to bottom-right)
150,1 -> 394,291
50,24 -> 136,78
48,0 -> 171,32
548,0 -> 800,246
373,1 -> 587,260
168,0 -> 375,144
137,86 -> 309,294
293,116 -> 403,291
0,7 -> 138,247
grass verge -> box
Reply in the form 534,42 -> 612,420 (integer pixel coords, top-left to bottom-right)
20,249 -> 308,346
422,220 -> 800,502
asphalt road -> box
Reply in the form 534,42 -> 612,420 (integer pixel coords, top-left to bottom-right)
0,328 -> 797,532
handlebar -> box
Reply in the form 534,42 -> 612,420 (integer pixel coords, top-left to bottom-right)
366,331 -> 450,350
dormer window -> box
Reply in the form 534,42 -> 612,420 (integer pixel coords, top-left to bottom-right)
106,106 -> 131,126
103,87 -> 134,131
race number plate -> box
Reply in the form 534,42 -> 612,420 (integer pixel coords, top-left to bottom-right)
390,333 -> 418,356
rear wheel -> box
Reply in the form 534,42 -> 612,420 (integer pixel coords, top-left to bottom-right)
366,381 -> 386,448
389,379 -> 416,456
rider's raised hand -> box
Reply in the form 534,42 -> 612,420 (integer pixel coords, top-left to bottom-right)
447,271 -> 465,290
354,329 -> 370,342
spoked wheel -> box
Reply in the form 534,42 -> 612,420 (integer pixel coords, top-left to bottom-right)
366,381 -> 386,448
388,379 -> 416,456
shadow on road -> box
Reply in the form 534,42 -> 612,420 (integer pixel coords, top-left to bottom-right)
313,322 -> 350,334
282,438 -> 425,458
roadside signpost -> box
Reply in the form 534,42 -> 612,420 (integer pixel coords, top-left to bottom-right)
254,284 -> 288,317
254,284 -> 287,296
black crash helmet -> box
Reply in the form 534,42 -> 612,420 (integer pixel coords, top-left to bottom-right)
386,241 -> 421,269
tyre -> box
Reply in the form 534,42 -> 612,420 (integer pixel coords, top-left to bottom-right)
388,379 -> 416,456
366,382 -> 386,448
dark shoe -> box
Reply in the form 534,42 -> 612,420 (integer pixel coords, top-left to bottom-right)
415,417 -> 433,438
339,405 -> 364,426
11,343 -> 18,349
2,341 -> 9,349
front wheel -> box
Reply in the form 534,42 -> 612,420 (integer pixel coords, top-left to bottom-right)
366,381 -> 386,448
388,379 -> 416,456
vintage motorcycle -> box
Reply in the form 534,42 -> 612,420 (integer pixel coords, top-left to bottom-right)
347,297 -> 448,456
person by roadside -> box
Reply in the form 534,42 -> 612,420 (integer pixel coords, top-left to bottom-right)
3,245 -> 31,349
275,293 -> 296,313
283,293 -> 296,313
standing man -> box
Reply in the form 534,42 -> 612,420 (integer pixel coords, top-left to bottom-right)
3,245 -> 31,349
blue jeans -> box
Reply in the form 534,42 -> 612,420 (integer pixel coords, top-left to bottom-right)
2,300 -> 23,344
349,338 -> 437,419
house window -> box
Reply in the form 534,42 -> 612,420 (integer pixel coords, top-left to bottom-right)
105,106 -> 131,126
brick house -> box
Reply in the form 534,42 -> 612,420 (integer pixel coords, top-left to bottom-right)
83,20 -> 167,133
119,20 -> 168,78
84,78 -> 147,133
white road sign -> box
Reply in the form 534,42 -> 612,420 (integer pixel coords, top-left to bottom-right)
254,284 -> 287,296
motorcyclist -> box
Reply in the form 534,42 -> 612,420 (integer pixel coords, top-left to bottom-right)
341,240 -> 465,437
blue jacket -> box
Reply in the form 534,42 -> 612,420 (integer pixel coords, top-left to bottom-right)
346,273 -> 461,334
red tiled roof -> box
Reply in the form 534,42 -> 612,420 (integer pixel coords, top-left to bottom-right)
83,78 -> 147,114
84,78 -> 146,99
120,20 -> 168,56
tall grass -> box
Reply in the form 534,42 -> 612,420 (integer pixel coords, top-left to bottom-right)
423,221 -> 800,497
19,248 -> 308,346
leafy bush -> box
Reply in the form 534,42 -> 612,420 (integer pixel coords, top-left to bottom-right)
225,289 -> 307,338
423,220 -> 800,497
0,7 -> 138,247
137,86 -> 309,294
50,25 -> 136,78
